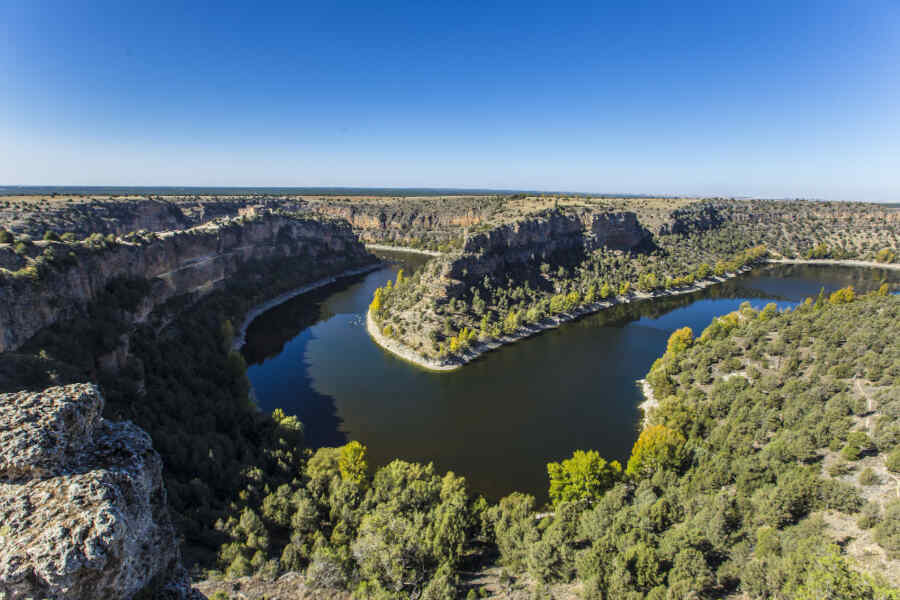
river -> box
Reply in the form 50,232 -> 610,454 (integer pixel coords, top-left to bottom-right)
241,251 -> 898,505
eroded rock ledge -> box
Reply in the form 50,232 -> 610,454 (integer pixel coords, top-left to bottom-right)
0,212 -> 371,352
0,383 -> 200,599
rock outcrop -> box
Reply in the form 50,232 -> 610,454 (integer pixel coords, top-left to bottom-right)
0,213 -> 374,352
306,199 -> 486,248
447,210 -> 651,285
656,203 -> 725,235
0,383 -> 198,599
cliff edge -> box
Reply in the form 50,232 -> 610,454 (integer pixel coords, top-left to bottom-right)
0,383 -> 200,599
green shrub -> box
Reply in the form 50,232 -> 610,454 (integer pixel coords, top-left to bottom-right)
857,468 -> 879,486
873,501 -> 900,559
856,503 -> 880,530
887,447 -> 900,473
827,460 -> 852,477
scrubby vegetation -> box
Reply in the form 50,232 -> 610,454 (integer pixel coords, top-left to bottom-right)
480,289 -> 899,598
2,194 -> 899,598
371,196 -> 899,365
152,285 -> 900,598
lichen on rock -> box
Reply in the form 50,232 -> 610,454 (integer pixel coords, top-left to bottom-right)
0,383 -> 199,599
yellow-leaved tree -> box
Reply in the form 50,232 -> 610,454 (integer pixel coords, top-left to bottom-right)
828,286 -> 855,305
338,440 -> 369,486
547,450 -> 622,505
666,327 -> 694,355
369,287 -> 383,317
626,424 -> 688,479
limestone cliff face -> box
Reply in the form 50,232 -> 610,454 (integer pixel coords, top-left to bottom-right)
0,213 -> 372,352
448,210 -> 650,284
586,212 -> 652,250
305,200 -> 486,247
0,383 -> 198,599
656,203 -> 725,235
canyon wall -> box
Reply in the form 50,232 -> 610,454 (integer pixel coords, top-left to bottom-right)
447,210 -> 651,284
0,213 -> 373,352
304,199 -> 489,248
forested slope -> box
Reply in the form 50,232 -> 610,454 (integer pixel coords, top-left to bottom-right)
370,199 -> 899,368
483,288 -> 900,599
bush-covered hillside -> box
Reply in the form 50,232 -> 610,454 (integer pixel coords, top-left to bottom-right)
484,289 -> 900,599
370,197 -> 899,365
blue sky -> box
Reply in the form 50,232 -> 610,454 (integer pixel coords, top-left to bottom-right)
2,1 -> 898,200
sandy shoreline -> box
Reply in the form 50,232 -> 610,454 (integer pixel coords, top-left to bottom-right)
232,262 -> 381,351
365,243 -> 444,257
366,266 -> 756,372
366,310 -> 459,371
765,258 -> 900,271
636,379 -> 657,429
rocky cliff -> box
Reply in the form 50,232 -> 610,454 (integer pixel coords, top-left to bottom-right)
304,197 -> 491,249
0,213 -> 372,352
0,383 -> 198,599
655,203 -> 725,235
447,209 -> 651,285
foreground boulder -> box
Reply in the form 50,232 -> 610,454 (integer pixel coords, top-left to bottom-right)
0,383 -> 199,599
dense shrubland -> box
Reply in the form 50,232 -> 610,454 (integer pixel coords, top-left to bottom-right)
190,286 -> 900,599
486,289 -> 900,599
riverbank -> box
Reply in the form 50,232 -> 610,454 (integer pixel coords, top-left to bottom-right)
636,379 -> 657,429
365,243 -> 445,257
766,258 -> 900,271
366,265 -> 756,372
366,311 -> 459,371
233,262 -> 382,351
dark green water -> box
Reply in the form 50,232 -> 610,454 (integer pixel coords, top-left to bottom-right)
242,254 -> 897,505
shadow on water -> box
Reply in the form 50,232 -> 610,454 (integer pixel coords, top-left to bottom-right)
241,259 -> 899,503
241,251 -> 431,449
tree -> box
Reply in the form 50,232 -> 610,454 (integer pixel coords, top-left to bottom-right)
547,450 -> 622,505
220,319 -> 235,351
887,448 -> 900,473
0,228 -> 12,244
338,441 -> 369,486
370,287 -> 384,316
829,286 -> 855,305
793,549 -> 878,600
875,248 -> 896,263
626,425 -> 688,479
489,493 -> 538,572
549,294 -> 566,314
471,290 -> 485,316
666,327 -> 694,355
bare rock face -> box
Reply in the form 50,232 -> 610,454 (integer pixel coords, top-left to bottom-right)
0,212 -> 373,352
0,384 -> 198,599
449,210 -> 652,285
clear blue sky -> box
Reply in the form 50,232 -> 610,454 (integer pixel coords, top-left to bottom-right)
2,1 -> 898,201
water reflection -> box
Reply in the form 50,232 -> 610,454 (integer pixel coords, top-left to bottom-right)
243,258 -> 897,503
